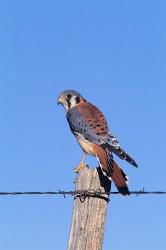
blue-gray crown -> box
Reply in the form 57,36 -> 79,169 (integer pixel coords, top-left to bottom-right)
59,90 -> 82,97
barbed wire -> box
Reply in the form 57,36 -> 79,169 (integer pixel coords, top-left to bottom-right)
0,189 -> 165,198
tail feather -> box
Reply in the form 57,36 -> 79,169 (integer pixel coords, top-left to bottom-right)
109,145 -> 138,168
96,146 -> 130,195
111,161 -> 130,196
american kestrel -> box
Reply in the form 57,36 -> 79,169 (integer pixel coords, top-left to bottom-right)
58,90 -> 138,195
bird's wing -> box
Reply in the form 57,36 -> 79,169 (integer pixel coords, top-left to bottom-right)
67,101 -> 138,168
105,133 -> 138,167
66,102 -> 109,144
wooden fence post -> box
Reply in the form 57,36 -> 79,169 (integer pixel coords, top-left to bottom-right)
67,166 -> 111,250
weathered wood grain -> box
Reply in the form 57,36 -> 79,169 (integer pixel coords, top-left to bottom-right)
68,166 -> 111,250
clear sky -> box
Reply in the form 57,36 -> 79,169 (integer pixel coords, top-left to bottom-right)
0,1 -> 166,249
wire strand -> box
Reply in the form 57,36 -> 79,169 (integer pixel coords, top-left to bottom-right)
0,189 -> 165,197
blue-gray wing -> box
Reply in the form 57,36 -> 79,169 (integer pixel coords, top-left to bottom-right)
66,107 -> 104,144
66,105 -> 120,146
66,105 -> 138,167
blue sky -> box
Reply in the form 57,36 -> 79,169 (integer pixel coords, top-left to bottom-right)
0,1 -> 166,249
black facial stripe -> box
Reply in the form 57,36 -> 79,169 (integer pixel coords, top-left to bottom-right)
75,96 -> 80,104
67,98 -> 71,108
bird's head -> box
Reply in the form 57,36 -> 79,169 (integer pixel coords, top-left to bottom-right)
57,90 -> 86,111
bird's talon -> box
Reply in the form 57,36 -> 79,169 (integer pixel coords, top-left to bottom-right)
74,162 -> 86,173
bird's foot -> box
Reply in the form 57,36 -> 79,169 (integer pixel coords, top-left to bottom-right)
74,162 -> 87,173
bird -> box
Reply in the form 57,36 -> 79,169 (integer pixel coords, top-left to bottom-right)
57,90 -> 138,195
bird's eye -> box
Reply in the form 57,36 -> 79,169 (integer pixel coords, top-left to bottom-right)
67,94 -> 72,99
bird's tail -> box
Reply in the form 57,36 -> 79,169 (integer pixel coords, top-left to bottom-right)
106,149 -> 130,195
111,161 -> 130,195
96,147 -> 130,196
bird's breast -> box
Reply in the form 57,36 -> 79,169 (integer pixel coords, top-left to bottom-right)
77,138 -> 96,156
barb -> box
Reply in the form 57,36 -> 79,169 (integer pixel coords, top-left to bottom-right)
0,189 -> 165,197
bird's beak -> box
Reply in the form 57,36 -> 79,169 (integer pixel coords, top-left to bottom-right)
57,99 -> 61,106
57,96 -> 65,106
